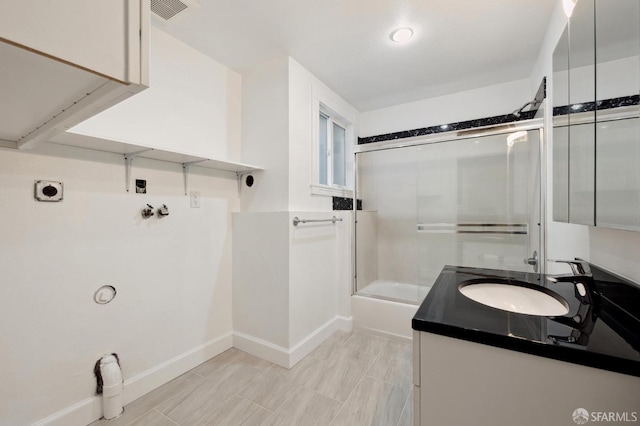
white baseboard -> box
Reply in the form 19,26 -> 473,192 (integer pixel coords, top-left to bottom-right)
233,315 -> 353,369
33,333 -> 233,426
33,316 -> 357,426
288,315 -> 352,366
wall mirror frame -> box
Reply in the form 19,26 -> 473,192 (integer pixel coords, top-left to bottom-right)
552,0 -> 640,231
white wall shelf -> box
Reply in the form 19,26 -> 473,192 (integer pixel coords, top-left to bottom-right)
48,132 -> 264,194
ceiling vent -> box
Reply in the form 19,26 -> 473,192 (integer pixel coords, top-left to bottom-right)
151,0 -> 200,22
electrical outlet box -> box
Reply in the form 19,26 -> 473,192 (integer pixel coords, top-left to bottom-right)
34,180 -> 63,202
190,191 -> 201,208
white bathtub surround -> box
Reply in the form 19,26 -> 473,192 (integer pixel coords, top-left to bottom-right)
357,280 -> 430,305
351,295 -> 418,341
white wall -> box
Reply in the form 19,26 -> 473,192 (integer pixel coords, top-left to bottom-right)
232,212 -> 290,348
69,26 -> 242,161
359,78 -> 532,137
0,143 -> 237,426
0,27 -> 245,423
240,56 -> 290,212
232,210 -> 352,366
289,211 -> 350,346
288,58 -> 359,211
233,58 -> 355,366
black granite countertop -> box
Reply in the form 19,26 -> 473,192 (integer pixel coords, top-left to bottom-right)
412,264 -> 640,377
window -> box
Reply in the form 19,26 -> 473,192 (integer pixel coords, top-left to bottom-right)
318,111 -> 347,187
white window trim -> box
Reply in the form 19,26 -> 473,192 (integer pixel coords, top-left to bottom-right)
310,183 -> 354,198
311,100 -> 355,198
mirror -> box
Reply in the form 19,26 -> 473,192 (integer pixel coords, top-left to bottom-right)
552,26 -> 569,223
595,0 -> 640,230
568,0 -> 595,226
552,0 -> 640,231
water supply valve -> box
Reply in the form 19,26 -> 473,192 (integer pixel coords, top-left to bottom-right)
141,204 -> 154,219
157,204 -> 169,217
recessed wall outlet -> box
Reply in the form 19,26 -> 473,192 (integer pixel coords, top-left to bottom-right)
190,191 -> 201,208
135,179 -> 147,194
34,180 -> 63,202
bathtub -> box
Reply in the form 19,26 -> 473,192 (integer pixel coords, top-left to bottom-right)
352,280 -> 432,340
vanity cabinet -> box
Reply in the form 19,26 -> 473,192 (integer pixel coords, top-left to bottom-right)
412,264 -> 640,425
552,0 -> 640,231
0,0 -> 149,149
413,331 -> 640,426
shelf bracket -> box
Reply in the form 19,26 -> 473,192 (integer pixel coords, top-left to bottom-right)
124,149 -> 153,192
182,160 -> 207,195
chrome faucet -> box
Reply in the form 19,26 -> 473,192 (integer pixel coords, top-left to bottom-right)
547,259 -> 596,304
547,259 -> 592,281
546,259 -> 597,344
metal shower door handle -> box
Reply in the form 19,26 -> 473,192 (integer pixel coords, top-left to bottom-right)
525,250 -> 538,272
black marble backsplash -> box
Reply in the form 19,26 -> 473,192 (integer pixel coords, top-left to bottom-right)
553,94 -> 639,116
332,196 -> 362,211
359,78 -> 547,145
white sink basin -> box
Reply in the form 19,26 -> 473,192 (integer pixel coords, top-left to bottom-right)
459,281 -> 569,316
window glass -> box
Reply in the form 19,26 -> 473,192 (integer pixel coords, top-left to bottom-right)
319,113 -> 328,185
333,122 -> 346,186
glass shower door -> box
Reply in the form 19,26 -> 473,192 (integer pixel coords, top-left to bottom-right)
416,129 -> 543,288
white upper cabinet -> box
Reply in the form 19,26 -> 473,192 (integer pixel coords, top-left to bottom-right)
0,0 -> 149,149
56,27 -> 244,163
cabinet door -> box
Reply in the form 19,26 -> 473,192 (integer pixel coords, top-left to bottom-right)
0,0 -> 145,84
552,26 -> 570,223
568,0 -> 596,226
595,0 -> 640,230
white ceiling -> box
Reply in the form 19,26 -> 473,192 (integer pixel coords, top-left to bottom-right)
159,0 -> 557,112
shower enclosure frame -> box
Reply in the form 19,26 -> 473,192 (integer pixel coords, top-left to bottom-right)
351,117 -> 547,301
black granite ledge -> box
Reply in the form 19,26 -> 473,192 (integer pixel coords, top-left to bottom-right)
553,94 -> 639,116
415,319 -> 640,378
412,264 -> 640,378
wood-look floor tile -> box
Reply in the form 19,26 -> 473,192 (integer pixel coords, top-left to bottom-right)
396,388 -> 413,426
158,363 -> 262,425
129,409 -> 177,426
308,330 -> 352,360
366,340 -> 413,388
89,372 -> 205,426
342,331 -> 389,357
197,396 -> 272,426
330,376 -> 410,426
307,347 -> 377,401
261,387 -> 343,426
193,348 -> 272,377
238,365 -> 301,411
278,355 -> 326,386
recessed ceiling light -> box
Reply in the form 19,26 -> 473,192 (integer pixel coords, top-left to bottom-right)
391,28 -> 414,43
